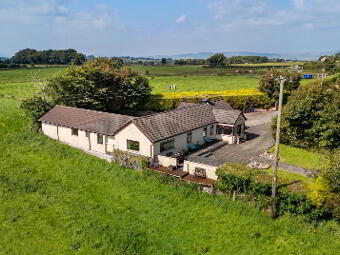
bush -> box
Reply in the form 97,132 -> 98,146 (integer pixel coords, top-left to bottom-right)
146,90 -> 272,112
215,163 -> 335,221
279,84 -> 340,149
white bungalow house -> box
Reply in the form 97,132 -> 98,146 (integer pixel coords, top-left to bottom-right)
39,101 -> 246,180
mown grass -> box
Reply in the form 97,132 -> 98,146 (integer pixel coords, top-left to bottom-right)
269,144 -> 325,170
1,72 -> 340,254
150,75 -> 259,94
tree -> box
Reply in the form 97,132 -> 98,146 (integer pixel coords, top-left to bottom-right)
48,58 -> 151,112
22,58 -> 152,127
11,48 -> 85,65
279,83 -> 340,149
161,58 -> 167,65
207,53 -> 226,67
321,151 -> 340,193
259,69 -> 300,108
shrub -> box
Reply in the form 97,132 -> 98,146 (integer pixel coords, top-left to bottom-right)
215,163 -> 334,220
278,84 -> 340,149
146,90 -> 272,112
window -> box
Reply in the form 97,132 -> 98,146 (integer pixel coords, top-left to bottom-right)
194,167 -> 206,178
210,125 -> 214,136
85,131 -> 90,137
160,139 -> 174,153
203,127 -> 207,137
217,125 -> 232,135
187,132 -> 192,143
127,140 -> 140,151
97,134 -> 103,144
71,128 -> 78,136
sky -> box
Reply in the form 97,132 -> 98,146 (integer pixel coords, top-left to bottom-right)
0,0 -> 340,57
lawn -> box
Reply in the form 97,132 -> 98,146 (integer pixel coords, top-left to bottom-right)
1,71 -> 340,254
269,144 -> 325,170
150,75 -> 259,94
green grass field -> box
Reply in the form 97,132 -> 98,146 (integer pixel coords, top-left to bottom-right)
232,62 -> 305,67
269,144 -> 325,170
150,75 -> 259,94
0,67 -> 65,83
1,66 -> 340,254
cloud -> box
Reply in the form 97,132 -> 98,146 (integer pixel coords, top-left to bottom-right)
292,0 -> 304,9
175,15 -> 187,24
0,0 -> 122,55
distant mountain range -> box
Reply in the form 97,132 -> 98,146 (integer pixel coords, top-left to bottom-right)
146,51 -> 340,61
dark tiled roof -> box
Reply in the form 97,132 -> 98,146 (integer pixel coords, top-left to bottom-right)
39,105 -> 134,135
132,104 -> 217,142
211,100 -> 234,110
212,108 -> 242,125
40,104 -> 243,142
177,102 -> 199,109
132,104 -> 242,142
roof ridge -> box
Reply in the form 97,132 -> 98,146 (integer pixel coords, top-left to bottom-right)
134,103 -> 209,120
55,105 -> 134,119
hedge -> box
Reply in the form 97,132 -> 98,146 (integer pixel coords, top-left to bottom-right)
110,149 -> 150,170
215,163 -> 333,221
147,90 -> 272,111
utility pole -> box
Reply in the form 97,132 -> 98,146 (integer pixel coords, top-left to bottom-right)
271,77 -> 285,218
321,68 -> 325,89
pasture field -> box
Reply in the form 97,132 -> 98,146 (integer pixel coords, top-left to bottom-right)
149,75 -> 259,94
232,62 -> 305,67
1,68 -> 340,255
0,67 -> 65,83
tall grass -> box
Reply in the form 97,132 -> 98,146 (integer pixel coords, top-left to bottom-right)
1,79 -> 340,254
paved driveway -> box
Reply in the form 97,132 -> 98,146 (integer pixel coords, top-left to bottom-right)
212,111 -> 277,164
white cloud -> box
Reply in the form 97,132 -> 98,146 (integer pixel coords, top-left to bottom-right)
175,15 -> 187,24
292,0 -> 304,9
0,0 -> 122,56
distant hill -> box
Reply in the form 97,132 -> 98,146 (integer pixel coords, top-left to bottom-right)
146,51 -> 340,61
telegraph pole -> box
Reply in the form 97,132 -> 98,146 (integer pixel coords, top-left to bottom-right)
272,77 -> 285,218
321,68 -> 325,89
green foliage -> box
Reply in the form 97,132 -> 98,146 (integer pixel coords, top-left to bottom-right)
2,69 -> 340,254
207,53 -> 226,67
20,96 -> 53,130
258,69 -> 301,105
110,149 -> 150,170
277,192 -> 331,221
146,93 -> 271,112
10,48 -> 86,65
48,58 -> 151,112
215,164 -> 332,220
216,164 -> 272,196
279,83 -> 340,149
320,151 -> 340,193
225,56 -> 269,65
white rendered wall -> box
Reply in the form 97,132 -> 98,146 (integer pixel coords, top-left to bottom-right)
114,123 -> 153,157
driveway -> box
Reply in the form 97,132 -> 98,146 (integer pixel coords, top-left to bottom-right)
191,111 -> 277,165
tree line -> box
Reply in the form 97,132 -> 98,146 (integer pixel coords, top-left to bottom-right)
1,48 -> 86,65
